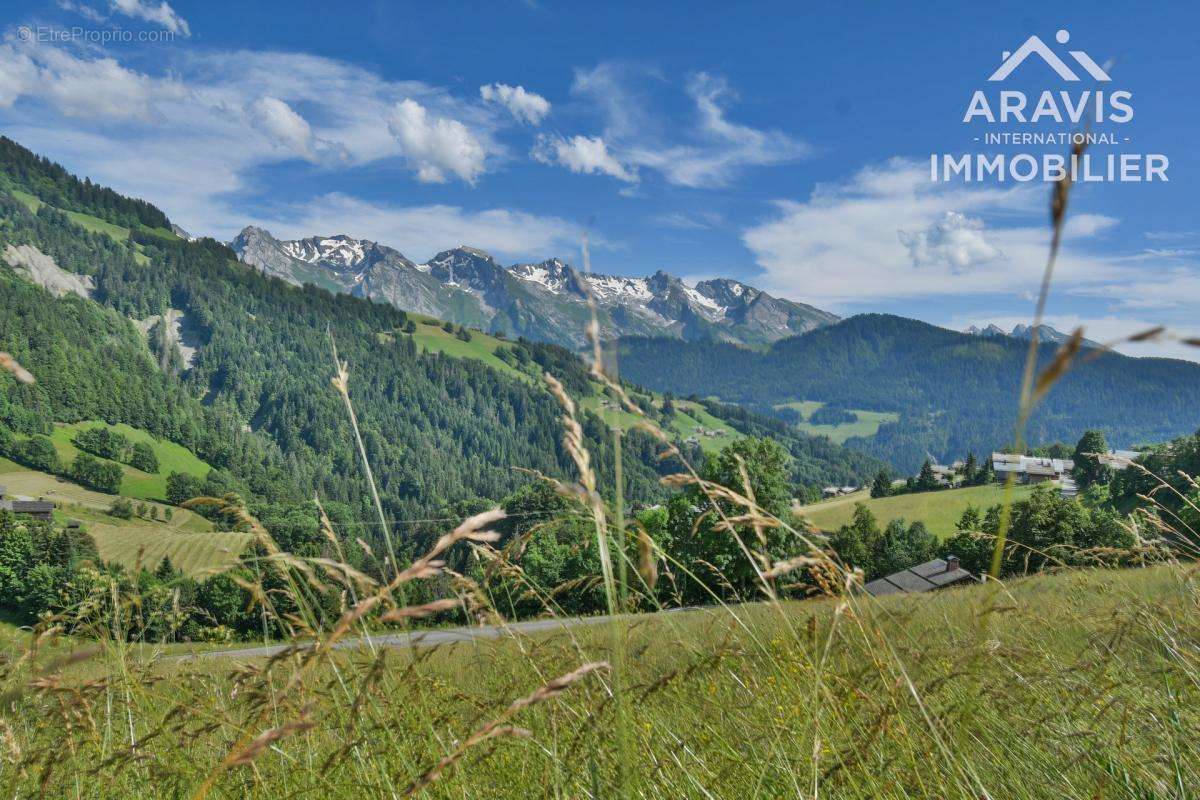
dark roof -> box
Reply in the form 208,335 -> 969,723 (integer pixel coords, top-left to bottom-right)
11,500 -> 54,514
864,558 -> 977,596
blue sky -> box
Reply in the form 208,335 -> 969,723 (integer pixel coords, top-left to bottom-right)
2,0 -> 1198,359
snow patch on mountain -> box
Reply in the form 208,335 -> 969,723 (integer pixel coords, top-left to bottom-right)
231,225 -> 839,347
583,274 -> 653,302
682,285 -> 725,317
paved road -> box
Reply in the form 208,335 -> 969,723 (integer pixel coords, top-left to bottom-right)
194,610 -> 694,661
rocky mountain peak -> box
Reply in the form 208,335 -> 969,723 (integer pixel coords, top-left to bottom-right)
231,226 -> 839,348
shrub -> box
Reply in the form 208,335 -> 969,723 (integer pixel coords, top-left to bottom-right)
108,497 -> 134,520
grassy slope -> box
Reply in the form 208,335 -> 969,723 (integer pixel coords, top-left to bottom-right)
9,189 -> 174,264
41,421 -> 211,501
795,481 -> 1037,538
407,316 -> 533,382
10,563 -> 1196,797
1,445 -> 249,578
775,400 -> 900,443
579,392 -> 739,454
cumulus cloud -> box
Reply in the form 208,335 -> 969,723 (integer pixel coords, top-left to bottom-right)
479,83 -> 550,125
250,192 -> 584,263
898,211 -> 1002,273
110,0 -> 190,35
387,98 -> 488,184
740,158 -> 1132,306
532,133 -> 637,182
551,63 -> 809,188
0,47 -> 38,108
0,44 -> 509,234
0,43 -> 188,120
248,96 -> 318,159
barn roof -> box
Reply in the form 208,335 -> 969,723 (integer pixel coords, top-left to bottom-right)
864,557 -> 978,596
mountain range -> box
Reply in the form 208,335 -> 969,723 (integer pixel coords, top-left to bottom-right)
964,323 -> 1099,348
230,227 -> 837,348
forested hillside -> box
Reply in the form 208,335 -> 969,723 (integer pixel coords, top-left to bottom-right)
618,314 -> 1200,471
0,137 -> 880,556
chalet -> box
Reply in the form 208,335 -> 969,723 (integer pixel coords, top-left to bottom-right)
864,556 -> 978,596
990,453 -> 1074,484
821,486 -> 859,498
0,487 -> 55,522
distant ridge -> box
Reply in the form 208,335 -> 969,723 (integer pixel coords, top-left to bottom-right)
964,322 -> 1100,348
230,226 -> 838,348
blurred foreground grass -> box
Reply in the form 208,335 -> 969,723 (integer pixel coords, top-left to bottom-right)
2,562 -> 1195,798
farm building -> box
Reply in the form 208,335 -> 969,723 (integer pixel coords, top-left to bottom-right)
0,485 -> 55,522
864,556 -> 978,596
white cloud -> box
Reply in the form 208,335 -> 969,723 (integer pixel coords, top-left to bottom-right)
898,211 -> 1003,273
532,133 -> 637,182
110,0 -> 190,35
0,43 -> 513,234
626,73 -> 811,188
57,1 -> 107,23
479,83 -> 549,125
249,193 -> 584,263
554,64 -> 810,188
740,158 -> 1134,306
387,98 -> 488,184
1072,269 -> 1200,311
656,210 -> 724,230
1142,248 -> 1200,258
248,96 -> 319,160
0,43 -> 187,120
0,47 -> 38,108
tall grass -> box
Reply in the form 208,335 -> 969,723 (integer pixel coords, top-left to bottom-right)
0,162 -> 1198,799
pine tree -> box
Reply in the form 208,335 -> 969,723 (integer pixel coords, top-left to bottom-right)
917,459 -> 939,491
962,452 -> 977,483
870,469 -> 892,498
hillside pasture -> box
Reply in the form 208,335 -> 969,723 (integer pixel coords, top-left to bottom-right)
774,400 -> 899,443
795,481 -> 1037,538
0,460 -> 248,577
46,421 -> 210,501
407,316 -> 534,382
